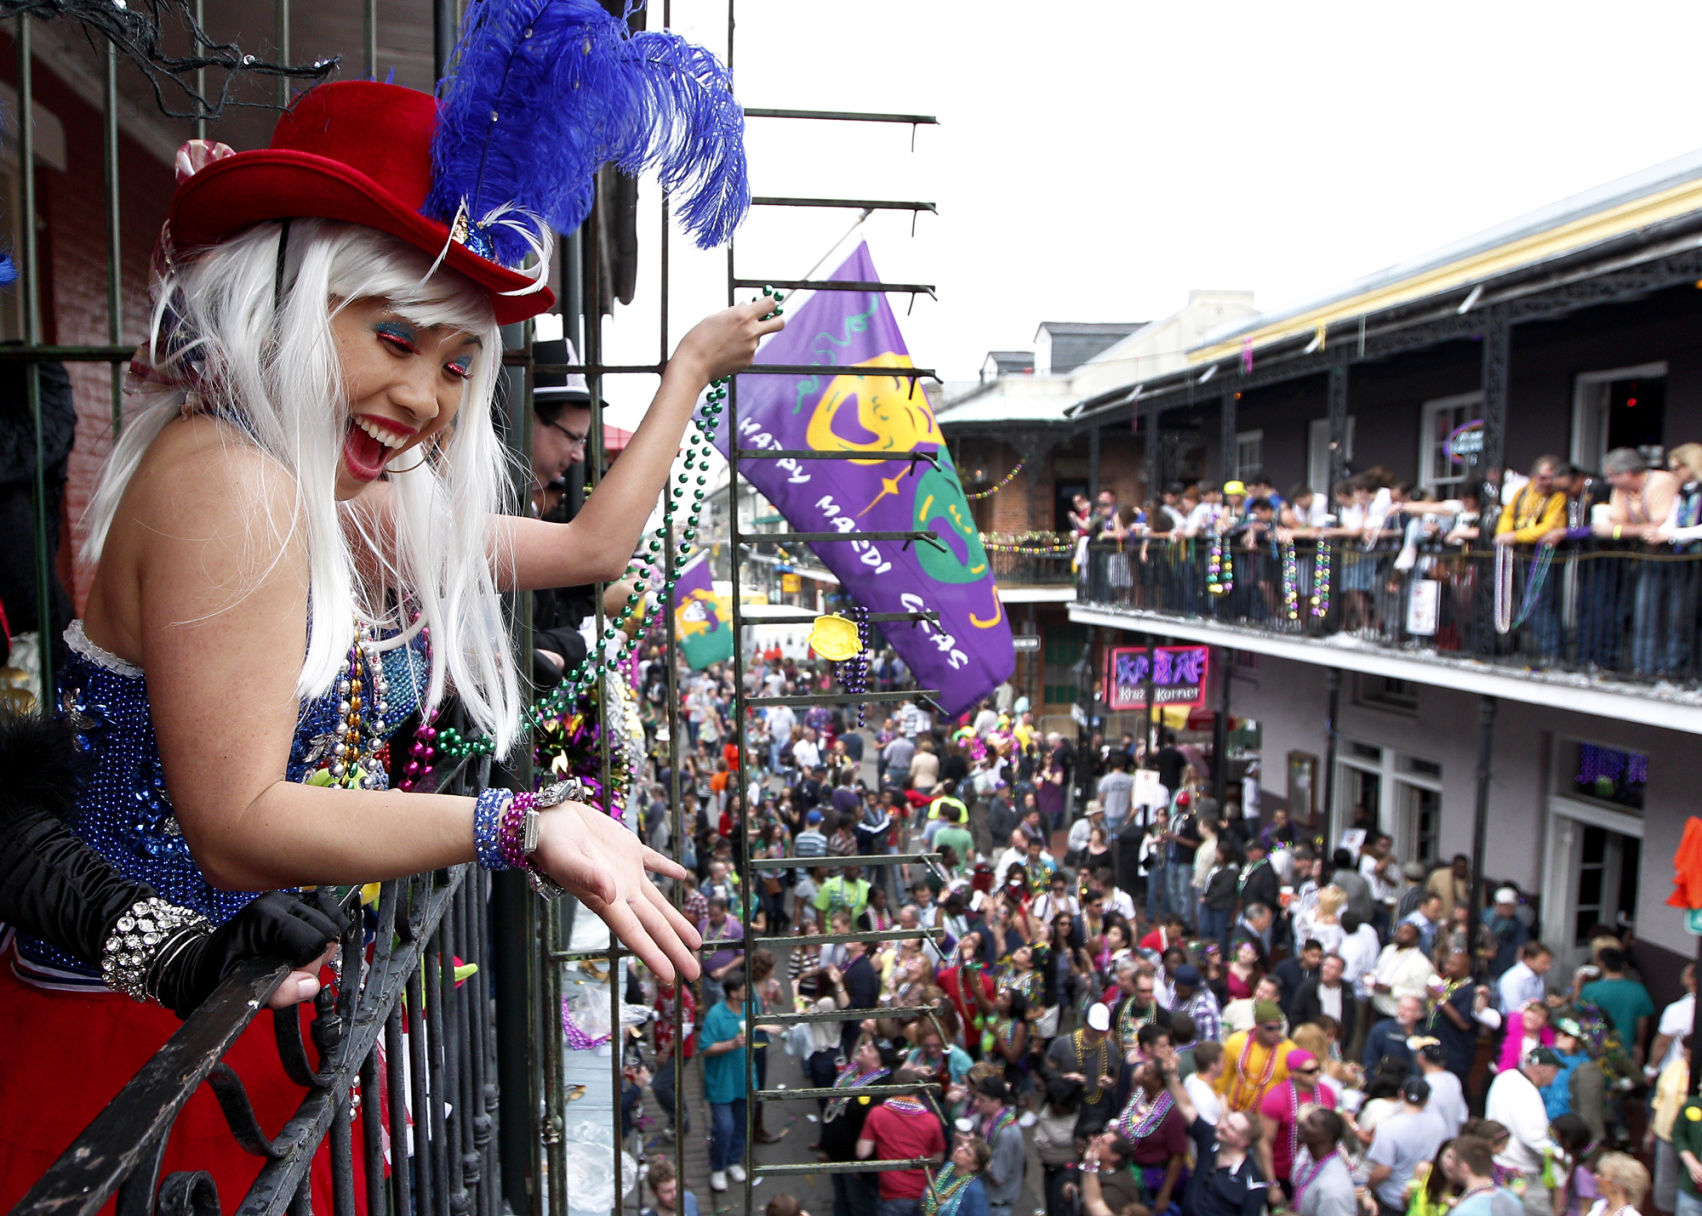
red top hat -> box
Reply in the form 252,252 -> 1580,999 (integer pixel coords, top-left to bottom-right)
168,82 -> 554,325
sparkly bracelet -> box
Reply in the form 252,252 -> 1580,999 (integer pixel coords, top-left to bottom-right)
474,788 -> 515,871
498,791 -> 537,870
100,897 -> 212,1004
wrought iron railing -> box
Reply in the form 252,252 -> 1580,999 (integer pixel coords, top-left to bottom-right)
981,535 -> 1075,586
1080,536 -> 1702,684
15,745 -> 506,1216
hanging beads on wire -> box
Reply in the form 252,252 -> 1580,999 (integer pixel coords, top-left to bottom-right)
1310,543 -> 1332,619
437,290 -> 786,763
1280,544 -> 1301,621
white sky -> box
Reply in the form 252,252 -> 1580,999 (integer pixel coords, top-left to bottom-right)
601,0 -> 1702,423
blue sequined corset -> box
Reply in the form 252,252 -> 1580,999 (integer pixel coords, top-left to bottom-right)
17,620 -> 427,981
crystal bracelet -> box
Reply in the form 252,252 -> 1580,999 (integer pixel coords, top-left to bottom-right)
100,896 -> 212,1004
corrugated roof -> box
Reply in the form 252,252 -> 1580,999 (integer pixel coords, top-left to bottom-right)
1193,145 -> 1702,361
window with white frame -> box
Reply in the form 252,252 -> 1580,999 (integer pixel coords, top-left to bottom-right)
1419,392 -> 1482,492
1234,430 -> 1264,482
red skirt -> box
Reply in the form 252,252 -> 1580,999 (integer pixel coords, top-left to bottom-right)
0,959 -> 365,1213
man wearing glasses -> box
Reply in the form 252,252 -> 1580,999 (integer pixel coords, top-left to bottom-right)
1217,1000 -> 1298,1115
528,338 -> 639,683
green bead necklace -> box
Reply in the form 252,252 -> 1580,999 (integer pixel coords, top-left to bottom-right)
437,291 -> 785,762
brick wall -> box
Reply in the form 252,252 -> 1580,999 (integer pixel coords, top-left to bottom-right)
0,39 -> 177,614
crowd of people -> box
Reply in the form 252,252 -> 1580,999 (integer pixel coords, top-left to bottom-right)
623,670 -> 1690,1216
1067,446 -> 1702,675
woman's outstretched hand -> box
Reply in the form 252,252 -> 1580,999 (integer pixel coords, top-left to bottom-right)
672,298 -> 787,385
533,802 -> 703,983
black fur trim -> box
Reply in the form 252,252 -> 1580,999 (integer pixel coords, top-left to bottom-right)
0,709 -> 81,822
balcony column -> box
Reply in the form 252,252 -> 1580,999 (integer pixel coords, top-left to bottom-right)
1022,435 -> 1059,531
1211,647 -> 1232,809
1088,425 -> 1102,504
1220,391 -> 1238,484
1319,668 -> 1343,839
1145,402 -> 1162,502
1470,695 -> 1498,919
1327,366 -> 1349,491
1143,636 -> 1161,761
1475,312 -> 1511,648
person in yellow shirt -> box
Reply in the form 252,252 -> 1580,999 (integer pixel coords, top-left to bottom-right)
1648,1034 -> 1693,1215
1216,999 -> 1298,1113
1494,456 -> 1568,547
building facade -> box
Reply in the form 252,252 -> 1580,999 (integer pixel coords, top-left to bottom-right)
1048,152 -> 1702,989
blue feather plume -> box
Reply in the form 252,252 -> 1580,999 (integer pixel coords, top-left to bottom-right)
425,0 -> 749,266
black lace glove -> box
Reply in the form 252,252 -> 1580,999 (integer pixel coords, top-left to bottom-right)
155,888 -> 347,1018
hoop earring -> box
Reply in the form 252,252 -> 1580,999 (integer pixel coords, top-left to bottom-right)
389,452 -> 429,474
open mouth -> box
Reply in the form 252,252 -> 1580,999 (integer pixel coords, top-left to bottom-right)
342,415 -> 415,483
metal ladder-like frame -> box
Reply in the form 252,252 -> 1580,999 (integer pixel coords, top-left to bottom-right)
716,17 -> 952,1208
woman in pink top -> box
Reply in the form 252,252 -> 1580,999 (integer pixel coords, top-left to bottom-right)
1497,998 -> 1556,1074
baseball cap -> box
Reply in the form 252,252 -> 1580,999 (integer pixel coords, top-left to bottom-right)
1223,480 -> 1247,496
1086,1003 -> 1112,1032
806,810 -> 823,824
975,1075 -> 1010,1102
1174,964 -> 1203,988
1494,886 -> 1519,905
1253,999 -> 1284,1025
1526,1046 -> 1562,1067
1401,1077 -> 1431,1104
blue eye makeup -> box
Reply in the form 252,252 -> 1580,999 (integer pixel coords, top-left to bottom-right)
373,320 -> 417,351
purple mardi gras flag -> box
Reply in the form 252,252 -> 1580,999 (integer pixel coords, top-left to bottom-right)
710,242 -> 1013,717
671,551 -> 734,670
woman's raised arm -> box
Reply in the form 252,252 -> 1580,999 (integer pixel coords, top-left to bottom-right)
495,300 -> 784,591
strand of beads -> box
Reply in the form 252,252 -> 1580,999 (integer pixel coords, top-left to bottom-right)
1280,544 -> 1300,621
1310,542 -> 1332,618
836,604 -> 873,727
326,619 -> 390,789
1206,528 -> 1233,596
437,290 -> 786,766
964,460 -> 1025,500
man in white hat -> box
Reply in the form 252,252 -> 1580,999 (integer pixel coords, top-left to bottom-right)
1046,1002 -> 1119,1137
1480,887 -> 1531,980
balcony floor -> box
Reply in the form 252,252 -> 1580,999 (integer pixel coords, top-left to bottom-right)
1069,602 -> 1702,736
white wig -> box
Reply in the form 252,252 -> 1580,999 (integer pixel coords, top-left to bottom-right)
83,219 -> 525,752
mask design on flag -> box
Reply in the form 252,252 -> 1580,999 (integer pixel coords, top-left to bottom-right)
675,588 -> 725,637
912,463 -> 1004,629
804,352 -> 942,461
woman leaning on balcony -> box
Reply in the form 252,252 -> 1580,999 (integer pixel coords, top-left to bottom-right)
0,7 -> 773,1207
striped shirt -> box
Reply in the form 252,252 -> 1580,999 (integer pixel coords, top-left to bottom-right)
1176,987 -> 1224,1043
792,828 -> 829,881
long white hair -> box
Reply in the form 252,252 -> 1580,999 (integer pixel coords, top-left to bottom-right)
82,219 -> 525,752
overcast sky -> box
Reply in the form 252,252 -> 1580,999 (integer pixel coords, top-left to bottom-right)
600,0 -> 1702,422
